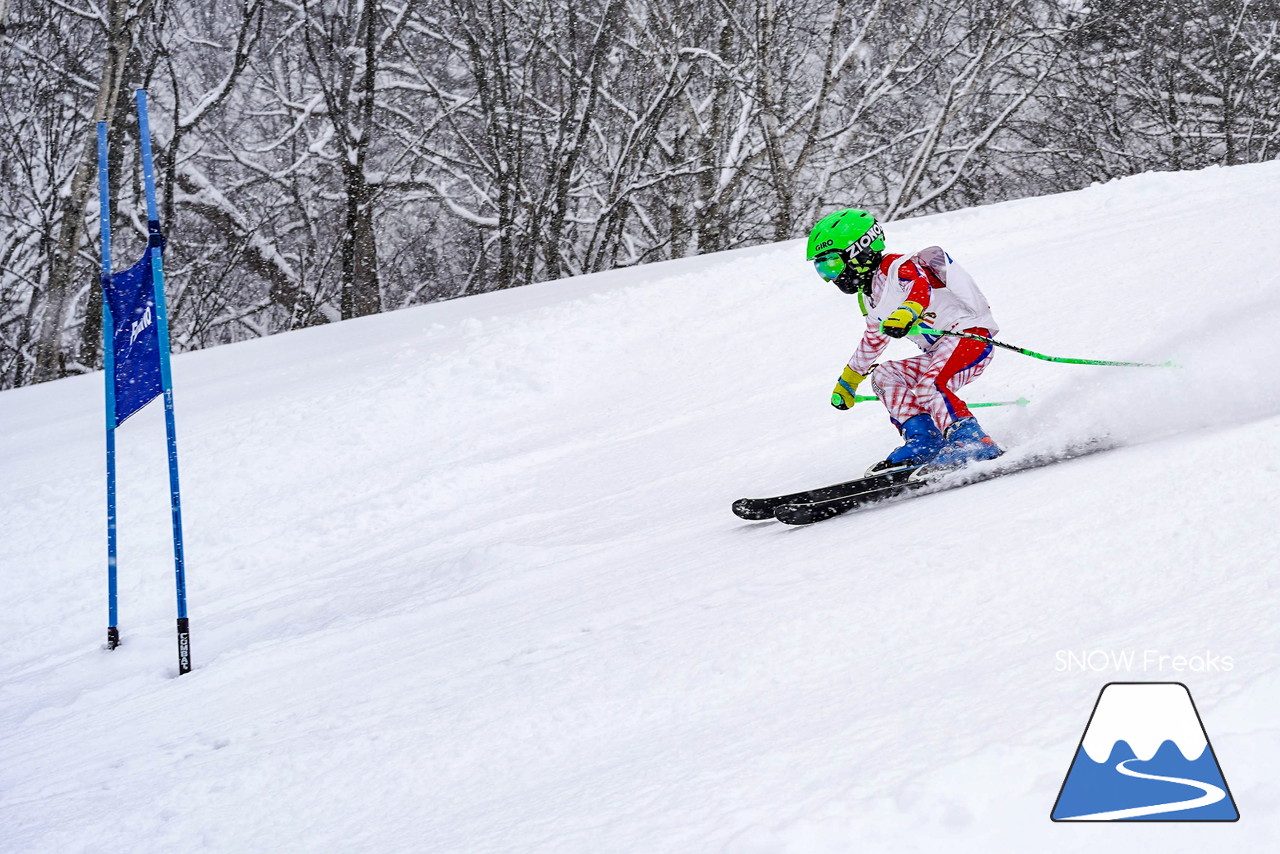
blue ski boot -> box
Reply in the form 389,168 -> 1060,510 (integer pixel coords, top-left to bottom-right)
918,416 -> 1002,475
866,413 -> 943,475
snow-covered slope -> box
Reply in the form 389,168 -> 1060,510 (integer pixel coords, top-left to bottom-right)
3,164 -> 1279,852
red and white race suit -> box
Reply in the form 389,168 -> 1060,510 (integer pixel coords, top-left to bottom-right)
848,246 -> 999,432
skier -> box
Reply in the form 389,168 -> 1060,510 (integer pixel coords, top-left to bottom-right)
806,208 -> 1002,474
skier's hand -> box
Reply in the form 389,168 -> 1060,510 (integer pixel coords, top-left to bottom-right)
830,365 -> 866,410
881,300 -> 925,339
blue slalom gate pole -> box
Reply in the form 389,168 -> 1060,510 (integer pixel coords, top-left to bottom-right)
136,90 -> 192,675
98,122 -> 120,651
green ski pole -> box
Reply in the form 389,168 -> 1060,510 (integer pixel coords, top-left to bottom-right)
903,328 -> 1177,368
851,395 -> 1029,408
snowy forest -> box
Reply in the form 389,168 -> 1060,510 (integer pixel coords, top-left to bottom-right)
2,0 -> 1279,390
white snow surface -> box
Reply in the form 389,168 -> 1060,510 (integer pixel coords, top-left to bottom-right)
3,164 -> 1280,852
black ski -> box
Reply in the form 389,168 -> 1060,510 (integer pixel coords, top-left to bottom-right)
732,466 -> 920,521
772,477 -> 926,524
769,441 -> 1114,526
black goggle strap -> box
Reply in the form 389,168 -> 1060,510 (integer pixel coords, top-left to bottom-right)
848,221 -> 884,256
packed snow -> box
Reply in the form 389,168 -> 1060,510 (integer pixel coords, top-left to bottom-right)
3,163 -> 1279,852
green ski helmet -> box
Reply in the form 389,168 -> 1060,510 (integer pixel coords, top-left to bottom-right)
806,209 -> 885,295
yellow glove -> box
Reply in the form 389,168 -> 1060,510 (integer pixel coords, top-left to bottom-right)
830,365 -> 866,410
881,300 -> 925,339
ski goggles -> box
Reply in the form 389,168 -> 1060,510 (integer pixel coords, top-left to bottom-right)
813,251 -> 847,281
813,249 -> 879,282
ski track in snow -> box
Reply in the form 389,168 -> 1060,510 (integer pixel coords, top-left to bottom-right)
3,163 -> 1280,852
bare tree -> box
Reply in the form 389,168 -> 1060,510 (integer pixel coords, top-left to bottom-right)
23,0 -> 147,383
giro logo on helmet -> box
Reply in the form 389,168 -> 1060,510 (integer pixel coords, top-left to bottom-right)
816,239 -> 834,251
